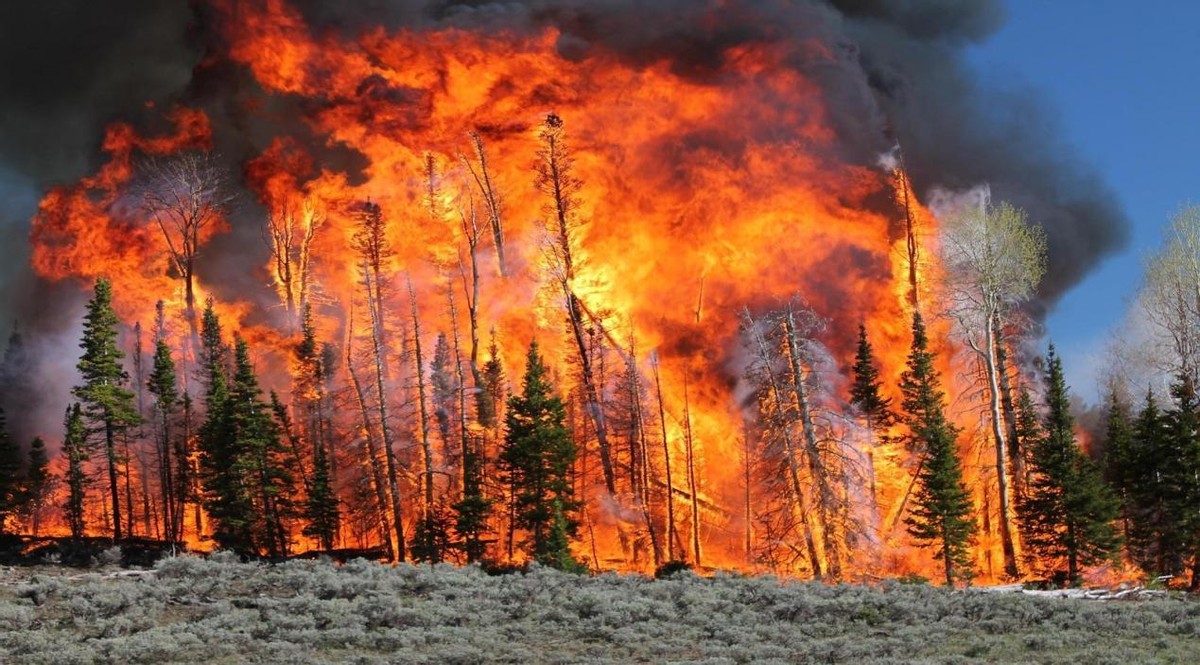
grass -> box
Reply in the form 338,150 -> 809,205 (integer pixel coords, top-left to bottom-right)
0,554 -> 1197,664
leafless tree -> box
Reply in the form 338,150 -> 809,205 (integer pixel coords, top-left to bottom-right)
137,150 -> 236,350
463,131 -> 507,276
263,198 -> 323,332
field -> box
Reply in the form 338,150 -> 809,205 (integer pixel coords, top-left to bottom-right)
1,555 -> 1197,664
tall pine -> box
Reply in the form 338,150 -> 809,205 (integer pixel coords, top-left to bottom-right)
899,312 -> 976,585
1017,346 -> 1119,584
22,437 -> 52,537
500,341 -> 583,570
0,409 -> 19,533
73,277 -> 142,540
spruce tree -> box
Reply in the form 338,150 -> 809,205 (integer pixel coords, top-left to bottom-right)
229,337 -> 295,558
73,277 -> 142,540
1125,390 -> 1174,573
302,438 -> 340,551
899,312 -> 976,585
1017,346 -> 1119,584
0,409 -> 20,534
148,336 -> 182,543
476,333 -> 505,429
849,323 -> 896,430
1012,385 -> 1044,498
62,404 -> 89,540
1101,386 -> 1136,554
500,340 -> 582,569
22,437 -> 52,537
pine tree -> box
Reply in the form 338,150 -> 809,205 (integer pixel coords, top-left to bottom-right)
1012,385 -> 1044,497
476,333 -> 505,429
1124,390 -> 1174,573
22,437 -> 52,537
148,336 -> 182,543
0,324 -> 33,443
1101,386 -> 1136,554
73,277 -> 142,541
62,404 -> 89,540
849,324 -> 896,430
899,312 -> 976,585
500,340 -> 582,569
229,337 -> 296,557
0,409 -> 20,533
430,332 -> 456,457
302,429 -> 340,551
1017,346 -> 1119,584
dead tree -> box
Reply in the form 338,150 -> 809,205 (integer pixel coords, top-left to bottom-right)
264,199 -> 323,332
534,113 -> 618,498
741,308 -> 822,577
464,131 -> 507,276
137,151 -> 235,352
652,355 -> 679,561
408,276 -> 437,551
345,306 -> 396,560
681,374 -> 702,568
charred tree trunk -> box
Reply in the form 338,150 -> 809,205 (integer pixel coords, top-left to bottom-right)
346,309 -> 396,561
652,357 -> 679,561
682,375 -> 702,568
409,278 -> 436,545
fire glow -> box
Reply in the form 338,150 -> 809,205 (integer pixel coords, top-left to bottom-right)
27,0 -> 1019,581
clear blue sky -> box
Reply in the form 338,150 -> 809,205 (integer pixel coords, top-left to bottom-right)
967,0 -> 1200,401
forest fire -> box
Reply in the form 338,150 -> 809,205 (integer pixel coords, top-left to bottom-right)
9,0 -> 1109,585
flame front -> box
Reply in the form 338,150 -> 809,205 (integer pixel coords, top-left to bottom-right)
25,0 -> 1019,580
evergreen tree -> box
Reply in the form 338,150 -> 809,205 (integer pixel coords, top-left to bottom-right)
1017,346 -> 1119,584
499,340 -> 582,569
1012,385 -> 1044,497
0,324 -> 35,443
1101,386 -> 1137,553
1162,377 -> 1200,587
453,439 -> 493,563
0,409 -> 20,533
477,333 -> 505,429
73,277 -> 142,540
302,426 -> 340,551
1124,390 -> 1175,573
229,337 -> 296,557
899,312 -> 976,585
62,404 -> 89,540
430,332 -> 456,455
849,323 -> 896,430
197,303 -> 250,553
411,500 -> 457,564
148,336 -> 183,543
20,437 -> 52,537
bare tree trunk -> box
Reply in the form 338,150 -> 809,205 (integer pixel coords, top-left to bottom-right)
652,357 -> 678,561
363,270 -> 406,562
783,309 -> 840,578
981,322 -> 1020,579
993,317 -> 1024,497
682,375 -> 702,568
408,278 -> 436,537
346,309 -> 396,561
465,132 -> 507,277
745,311 -> 822,577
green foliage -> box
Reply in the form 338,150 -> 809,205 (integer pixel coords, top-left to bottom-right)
848,323 -> 895,432
476,333 -> 505,429
899,312 -> 976,586
0,409 -> 20,534
302,437 -> 340,551
62,404 -> 89,540
499,340 -> 581,570
73,277 -> 142,540
1016,346 -> 1120,584
411,501 -> 457,565
453,433 -> 492,564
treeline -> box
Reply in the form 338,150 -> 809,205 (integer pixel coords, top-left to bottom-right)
1,113 -> 1195,589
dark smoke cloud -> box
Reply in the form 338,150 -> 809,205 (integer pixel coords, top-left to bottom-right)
0,0 -> 1128,438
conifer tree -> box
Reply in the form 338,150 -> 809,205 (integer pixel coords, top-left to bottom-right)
1012,385 -> 1044,498
849,324 -> 896,431
148,335 -> 182,543
62,404 -> 89,540
1101,386 -> 1136,552
229,337 -> 295,557
302,429 -> 340,551
0,324 -> 34,442
899,312 -> 976,585
476,333 -> 505,429
500,340 -> 582,569
73,277 -> 142,540
1017,346 -> 1119,584
22,437 -> 52,537
1124,390 -> 1174,573
0,409 -> 20,534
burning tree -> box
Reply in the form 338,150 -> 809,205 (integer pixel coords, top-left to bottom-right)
137,151 -> 235,349
263,199 -> 324,331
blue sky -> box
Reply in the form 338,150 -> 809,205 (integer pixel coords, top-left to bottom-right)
967,0 -> 1200,401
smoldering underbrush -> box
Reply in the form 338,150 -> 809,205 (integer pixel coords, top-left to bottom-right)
1,555 -> 1198,664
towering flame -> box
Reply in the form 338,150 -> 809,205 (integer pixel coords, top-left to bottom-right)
24,0 -> 1031,580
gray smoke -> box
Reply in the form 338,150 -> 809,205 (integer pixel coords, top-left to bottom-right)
0,0 -> 1128,439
